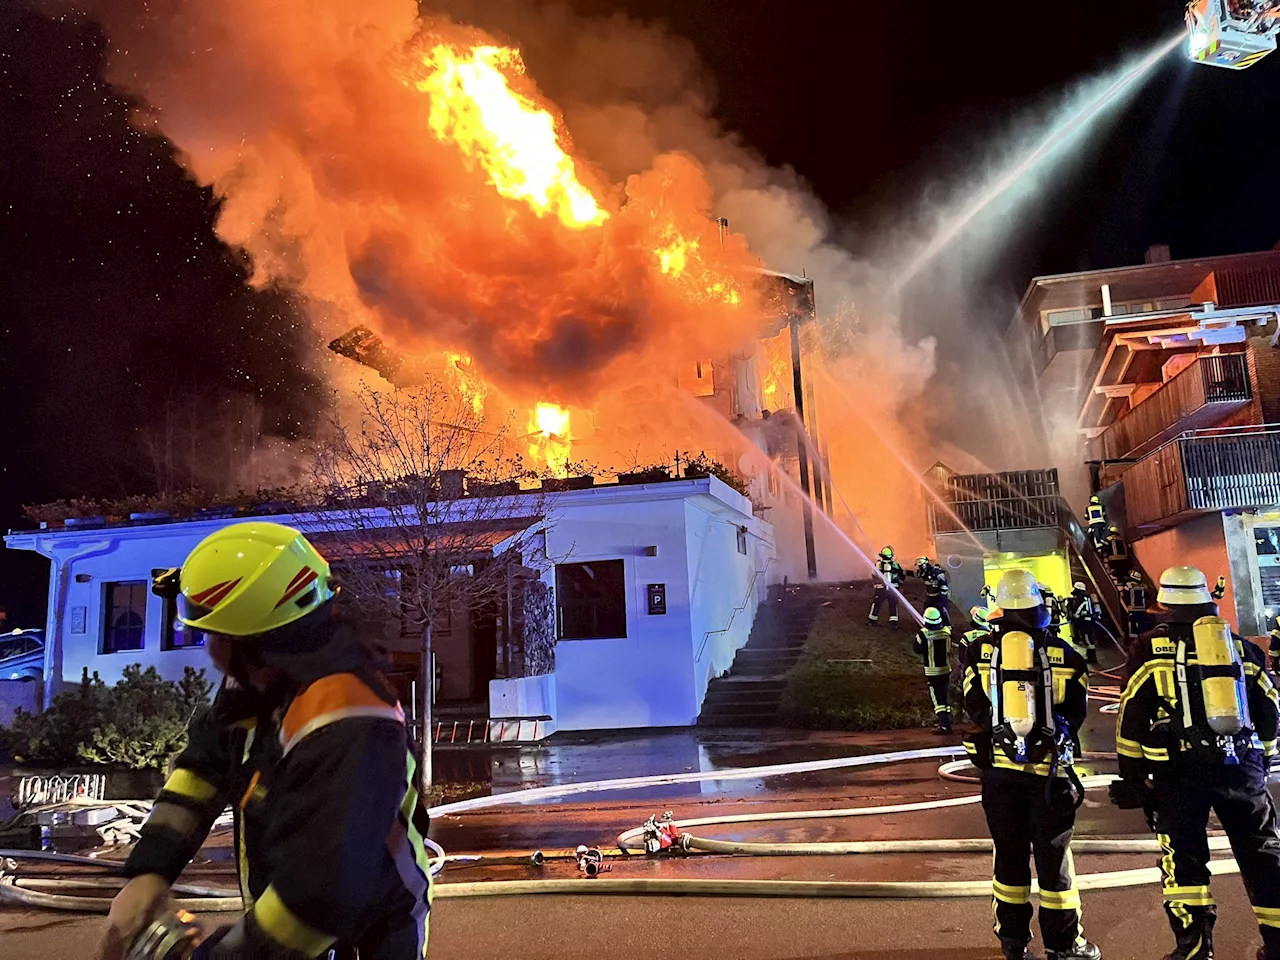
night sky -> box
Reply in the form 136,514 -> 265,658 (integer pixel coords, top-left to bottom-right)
2,0 -> 1278,623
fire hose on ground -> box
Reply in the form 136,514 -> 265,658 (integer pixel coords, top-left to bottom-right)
0,744 -> 1258,912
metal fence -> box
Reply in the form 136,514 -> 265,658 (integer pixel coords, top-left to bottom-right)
927,469 -> 1062,534
1182,427 -> 1280,511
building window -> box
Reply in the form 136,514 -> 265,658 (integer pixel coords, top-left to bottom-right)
1255,527 -> 1280,614
737,526 -> 748,555
556,560 -> 627,640
103,582 -> 147,654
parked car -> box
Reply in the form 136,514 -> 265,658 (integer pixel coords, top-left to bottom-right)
0,628 -> 44,681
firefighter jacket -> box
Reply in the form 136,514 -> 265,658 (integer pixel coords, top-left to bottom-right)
875,558 -> 906,587
1068,589 -> 1094,622
1269,616 -> 1280,661
922,566 -> 950,600
124,607 -> 432,958
1105,535 -> 1130,563
958,628 -> 990,663
913,626 -> 953,677
1086,503 -> 1106,527
963,614 -> 1089,778
1115,618 -> 1280,782
1121,581 -> 1149,614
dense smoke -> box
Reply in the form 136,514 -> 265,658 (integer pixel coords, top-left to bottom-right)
53,0 -> 1169,564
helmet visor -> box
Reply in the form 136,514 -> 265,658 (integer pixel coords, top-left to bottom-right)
176,593 -> 215,626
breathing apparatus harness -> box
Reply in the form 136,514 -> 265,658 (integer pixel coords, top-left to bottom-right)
1173,616 -> 1253,766
989,631 -> 1084,808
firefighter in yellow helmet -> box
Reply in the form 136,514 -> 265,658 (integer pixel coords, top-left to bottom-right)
99,522 -> 432,960
963,570 -> 1098,960
1110,566 -> 1280,960
913,607 -> 953,734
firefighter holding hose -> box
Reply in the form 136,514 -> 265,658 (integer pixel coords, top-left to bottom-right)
97,522 -> 433,960
1110,566 -> 1280,960
963,569 -> 1099,960
868,546 -> 907,628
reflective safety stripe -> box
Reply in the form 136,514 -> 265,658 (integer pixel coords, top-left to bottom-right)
1255,905 -> 1280,927
1263,739 -> 1278,758
253,886 -> 337,955
1153,666 -> 1177,701
1163,885 -> 1214,907
1039,887 -> 1081,911
993,879 -> 1031,904
280,673 -> 405,756
143,801 -> 200,837
1115,736 -> 1144,759
1158,833 -> 1177,889
1142,745 -> 1169,761
163,769 -> 218,803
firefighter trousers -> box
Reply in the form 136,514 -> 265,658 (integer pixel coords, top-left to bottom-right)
868,586 -> 898,624
926,674 -> 951,728
1153,751 -> 1280,958
1068,619 -> 1095,657
981,769 -> 1084,952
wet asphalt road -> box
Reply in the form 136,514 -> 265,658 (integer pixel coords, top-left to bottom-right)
3,690 -> 1275,958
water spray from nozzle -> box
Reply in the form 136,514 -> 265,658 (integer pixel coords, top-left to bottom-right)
889,33 -> 1183,296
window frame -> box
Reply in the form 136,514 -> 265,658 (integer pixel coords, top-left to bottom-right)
102,581 -> 148,655
555,559 -> 628,641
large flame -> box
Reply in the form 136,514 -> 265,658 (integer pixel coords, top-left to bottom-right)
412,43 -> 607,229
528,402 -> 572,478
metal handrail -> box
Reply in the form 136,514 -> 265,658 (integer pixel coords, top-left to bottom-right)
694,556 -> 776,666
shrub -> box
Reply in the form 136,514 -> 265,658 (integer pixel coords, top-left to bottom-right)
3,665 -> 212,770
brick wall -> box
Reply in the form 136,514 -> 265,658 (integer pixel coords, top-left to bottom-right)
1250,333 -> 1280,423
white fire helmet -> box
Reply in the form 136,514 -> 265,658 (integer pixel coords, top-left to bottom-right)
923,608 -> 944,627
1157,566 -> 1213,607
1074,581 -> 1087,592
995,569 -> 1043,611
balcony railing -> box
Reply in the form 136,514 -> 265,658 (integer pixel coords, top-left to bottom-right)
1124,426 -> 1280,530
927,469 -> 1063,535
1089,353 -> 1251,462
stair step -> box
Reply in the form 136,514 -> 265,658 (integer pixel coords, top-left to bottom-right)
697,713 -> 784,727
701,686 -> 786,704
707,677 -> 788,692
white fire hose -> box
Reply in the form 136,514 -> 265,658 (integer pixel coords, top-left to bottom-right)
0,745 -> 1250,911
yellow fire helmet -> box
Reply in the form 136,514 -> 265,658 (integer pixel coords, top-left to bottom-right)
994,569 -> 1043,611
178,522 -> 335,637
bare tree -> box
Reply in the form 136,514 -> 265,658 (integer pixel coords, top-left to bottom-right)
309,379 -> 553,788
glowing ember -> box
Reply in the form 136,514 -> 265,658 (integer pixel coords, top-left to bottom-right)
413,43 -> 607,229
529,402 -> 572,478
444,352 -> 486,415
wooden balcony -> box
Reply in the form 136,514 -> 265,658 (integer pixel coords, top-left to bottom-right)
1087,353 -> 1251,462
1124,427 -> 1280,532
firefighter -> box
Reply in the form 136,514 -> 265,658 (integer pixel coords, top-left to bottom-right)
914,607 -> 953,734
1067,582 -> 1098,664
963,570 -> 1099,960
1086,496 -> 1108,547
918,556 -> 952,627
1271,615 -> 1280,672
959,605 -> 993,661
1211,575 -> 1227,601
1122,571 -> 1150,639
869,546 -> 906,628
1110,566 -> 1280,960
1041,584 -> 1063,636
98,522 -> 432,960
1103,526 -> 1131,581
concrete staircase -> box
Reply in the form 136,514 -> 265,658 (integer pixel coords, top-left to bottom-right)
696,584 -> 828,727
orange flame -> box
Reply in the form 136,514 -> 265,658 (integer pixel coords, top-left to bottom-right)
529,402 -> 572,478
444,352 -> 487,415
413,43 -> 607,229
652,229 -> 742,306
